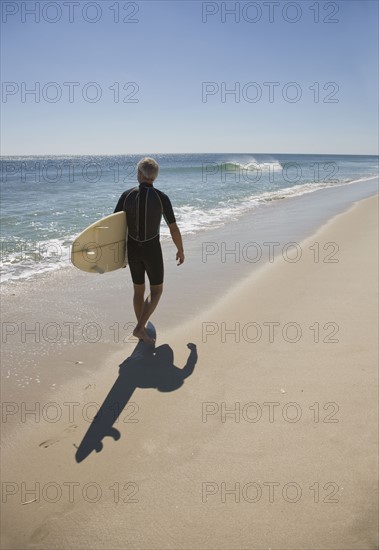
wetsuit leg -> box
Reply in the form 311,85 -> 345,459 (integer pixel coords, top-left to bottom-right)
127,238 -> 145,285
143,238 -> 164,286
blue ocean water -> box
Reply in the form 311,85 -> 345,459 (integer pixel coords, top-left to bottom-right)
1,153 -> 378,283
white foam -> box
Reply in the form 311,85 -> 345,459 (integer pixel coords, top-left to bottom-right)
2,174 -> 377,285
0,235 -> 76,284
220,159 -> 282,172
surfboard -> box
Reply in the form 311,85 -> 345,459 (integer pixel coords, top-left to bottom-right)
71,211 -> 127,274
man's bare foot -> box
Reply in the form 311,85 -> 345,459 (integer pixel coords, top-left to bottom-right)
133,326 -> 155,345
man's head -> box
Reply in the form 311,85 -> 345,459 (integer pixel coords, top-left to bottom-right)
137,157 -> 159,184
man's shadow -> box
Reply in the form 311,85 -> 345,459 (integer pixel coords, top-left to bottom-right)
75,324 -> 198,463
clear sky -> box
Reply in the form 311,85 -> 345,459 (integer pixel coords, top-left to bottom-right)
1,0 -> 378,155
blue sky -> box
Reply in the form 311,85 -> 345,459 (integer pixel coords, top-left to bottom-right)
1,0 -> 378,155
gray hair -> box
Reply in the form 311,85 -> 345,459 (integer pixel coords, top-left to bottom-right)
137,157 -> 159,181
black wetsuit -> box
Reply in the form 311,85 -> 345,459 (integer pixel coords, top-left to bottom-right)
114,182 -> 176,285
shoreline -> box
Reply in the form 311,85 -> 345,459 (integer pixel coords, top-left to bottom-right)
1,192 -> 377,549
1,180 -> 378,414
1,174 -> 378,289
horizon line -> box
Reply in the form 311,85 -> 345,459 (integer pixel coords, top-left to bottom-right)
1,152 -> 378,158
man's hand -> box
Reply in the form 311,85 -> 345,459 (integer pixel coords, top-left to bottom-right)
176,250 -> 185,265
169,223 -> 185,266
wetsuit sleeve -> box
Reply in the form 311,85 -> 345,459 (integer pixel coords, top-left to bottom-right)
114,192 -> 127,213
160,193 -> 176,225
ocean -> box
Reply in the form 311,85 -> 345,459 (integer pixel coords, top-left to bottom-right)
1,153 -> 378,284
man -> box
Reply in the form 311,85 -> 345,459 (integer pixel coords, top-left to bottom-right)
114,157 -> 184,345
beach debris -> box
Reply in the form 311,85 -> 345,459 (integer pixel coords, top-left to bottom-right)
75,361 -> 83,365
280,388 -> 286,394
22,498 -> 38,505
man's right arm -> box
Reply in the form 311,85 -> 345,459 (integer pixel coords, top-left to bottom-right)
169,222 -> 185,265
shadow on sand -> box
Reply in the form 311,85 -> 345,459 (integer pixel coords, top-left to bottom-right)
75,324 -> 198,463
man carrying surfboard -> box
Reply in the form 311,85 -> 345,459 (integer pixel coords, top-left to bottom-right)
114,157 -> 185,345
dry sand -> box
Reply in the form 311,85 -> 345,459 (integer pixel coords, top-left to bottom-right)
1,195 -> 378,549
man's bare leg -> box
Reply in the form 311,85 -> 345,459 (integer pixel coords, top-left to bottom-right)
133,283 -> 145,321
133,284 -> 163,344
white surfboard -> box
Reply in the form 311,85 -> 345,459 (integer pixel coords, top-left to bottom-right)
71,211 -> 127,274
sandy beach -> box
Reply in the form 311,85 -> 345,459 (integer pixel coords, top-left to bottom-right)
1,192 -> 378,549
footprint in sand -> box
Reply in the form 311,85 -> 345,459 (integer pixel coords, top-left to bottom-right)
30,503 -> 76,543
39,424 -> 78,448
30,524 -> 50,544
64,424 -> 78,433
39,438 -> 60,448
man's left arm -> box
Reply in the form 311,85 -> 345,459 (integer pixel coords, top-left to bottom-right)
161,193 -> 185,266
169,222 -> 185,265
